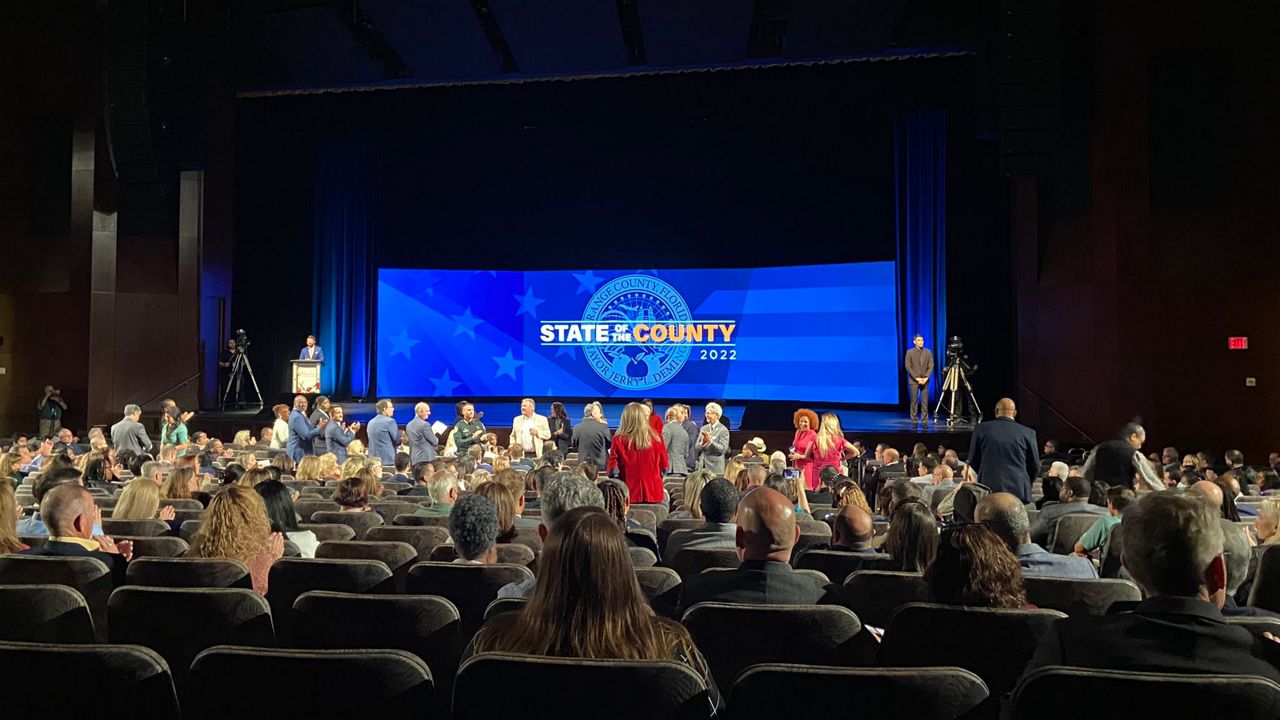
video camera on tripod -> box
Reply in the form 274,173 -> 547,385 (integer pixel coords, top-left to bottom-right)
944,336 -> 978,375
221,328 -> 263,410
935,335 -> 982,426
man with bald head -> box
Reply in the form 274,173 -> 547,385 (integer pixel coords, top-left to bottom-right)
818,503 -> 879,553
967,398 -> 1039,502
1188,480 -> 1225,517
21,483 -> 132,585
676,487 -> 841,613
977,492 -> 1097,579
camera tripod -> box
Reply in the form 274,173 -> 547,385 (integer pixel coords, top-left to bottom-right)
934,359 -> 982,426
221,349 -> 264,410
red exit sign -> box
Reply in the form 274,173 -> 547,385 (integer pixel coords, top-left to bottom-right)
1228,336 -> 1249,350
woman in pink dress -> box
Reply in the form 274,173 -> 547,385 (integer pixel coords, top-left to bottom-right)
804,412 -> 859,484
790,409 -> 820,490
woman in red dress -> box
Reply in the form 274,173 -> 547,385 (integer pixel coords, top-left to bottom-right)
641,398 -> 665,437
804,412 -> 859,482
790,409 -> 820,490
607,402 -> 668,504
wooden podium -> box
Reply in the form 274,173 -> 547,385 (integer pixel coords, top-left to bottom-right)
291,359 -> 322,394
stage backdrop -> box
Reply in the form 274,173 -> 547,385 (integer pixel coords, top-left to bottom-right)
376,262 -> 898,403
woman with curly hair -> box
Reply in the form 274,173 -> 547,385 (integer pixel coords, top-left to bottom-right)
294,455 -> 322,483
926,523 -> 1027,609
187,484 -> 284,595
881,500 -> 938,572
471,506 -> 717,706
790,408 -> 820,491
831,478 -> 873,516
339,456 -> 366,482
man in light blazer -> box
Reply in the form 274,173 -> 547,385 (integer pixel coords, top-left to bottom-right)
299,335 -> 324,361
696,402 -> 731,473
511,398 -> 551,458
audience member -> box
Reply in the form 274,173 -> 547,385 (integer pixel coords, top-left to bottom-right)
830,478 -> 873,516
450,494 -> 500,563
17,468 -> 99,536
110,404 -> 153,456
497,471 -> 606,599
112,479 -> 177,528
413,472 -> 459,517
881,500 -> 938,572
665,478 -> 738,560
926,523 -> 1027,608
256,480 -> 318,558
811,503 -> 878,553
606,402 -> 667,504
21,484 -> 131,585
1256,499 -> 1280,546
1075,486 -> 1135,556
473,480 -> 518,543
1220,520 -> 1279,619
886,478 -> 922,516
966,398 -> 1038,502
677,487 -> 840,613
187,484 -> 284,596
0,483 -> 28,554
1025,492 -> 1280,681
1028,476 -> 1108,546
1083,419 -> 1164,492
977,492 -> 1097,579
921,462 -> 956,510
667,469 -> 714,521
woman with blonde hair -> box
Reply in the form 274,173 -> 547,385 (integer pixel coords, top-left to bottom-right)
231,430 -> 253,446
726,458 -> 748,491
803,412 -> 859,477
294,455 -> 323,483
606,402 -> 667,504
669,469 -> 715,520
790,408 -> 820,490
188,485 -> 283,595
346,439 -> 366,457
317,453 -> 340,480
236,451 -> 258,470
0,484 -> 29,554
474,480 -> 518,543
113,478 -> 178,526
1256,499 -> 1280,546
270,454 -> 295,474
238,467 -> 274,488
340,456 -> 366,481
831,478 -> 873,515
1,452 -> 23,487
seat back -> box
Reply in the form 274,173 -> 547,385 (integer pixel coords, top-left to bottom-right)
293,499 -> 340,522
125,557 -> 252,589
369,500 -> 421,521
0,555 -> 113,641
111,535 -> 189,558
631,502 -> 670,525
629,546 -> 658,567
796,550 -> 891,583
682,602 -> 867,691
880,603 -> 1066,716
841,570 -> 931,628
1248,544 -> 1280,612
1011,667 -> 1280,720
793,527 -> 835,557
108,586 -> 274,699
394,513 -> 451,529
297,523 -> 357,543
668,547 -> 740,580
1049,514 -> 1102,555
315,540 -> 419,590
1099,522 -> 1126,578
635,567 -> 683,618
0,641 -> 180,719
1226,615 -> 1280,638
405,562 -> 535,641
102,518 -> 170,537
266,558 -> 394,642
453,652 -> 709,720
365,525 -> 451,561
179,519 -> 203,541
629,508 -> 658,528
1023,577 -> 1142,616
188,646 -> 433,719
483,596 -> 528,621
657,518 -> 706,551
496,543 -> 536,567
309,510 -> 385,539
0,584 -> 95,643
728,664 -> 989,720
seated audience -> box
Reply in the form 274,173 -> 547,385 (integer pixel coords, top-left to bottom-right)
1025,492 -> 1280,681
0,483 -> 29,554
830,478 -> 873,516
21,483 -> 131,585
450,494 -> 500,564
473,480 -> 518,543
665,478 -> 739,560
676,487 -> 841,613
764,472 -> 811,516
920,462 -> 956,510
881,500 -> 939,572
667,469 -> 715,521
926,523 -> 1028,608
472,506 -> 716,705
976,492 -> 1097,579
886,478 -> 922,515
1029,476 -> 1108,546
238,467 -> 274,488
813,503 -> 879,553
112,478 -> 178,529
1036,476 -> 1062,510
335,476 -> 381,518
187,484 -> 284,595
1075,486 -> 1135,556
492,468 -> 536,528
256,479 -> 318,558
1257,499 -> 1280,546
16,468 -> 100,536
161,466 -> 210,506
219,463 -> 246,486
413,472 -> 460,516
497,471 -> 606,599
1220,519 -> 1279,619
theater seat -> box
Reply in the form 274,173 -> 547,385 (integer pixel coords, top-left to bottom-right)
728,664 -> 989,720
394,514 -> 450,529
0,555 -> 113,641
188,646 -> 433,720
266,558 -> 395,643
366,525 -> 451,561
453,652 -> 710,720
841,570 -> 931,629
1248,545 -> 1280,613
483,596 -> 527,621
309,510 -> 384,540
629,547 -> 658,567
1049,514 -> 1103,555
0,641 -> 179,719
1011,667 -> 1280,720
110,535 -> 189,558
315,540 -> 418,590
795,550 -> 893,583
1023,577 -> 1141,616
635,566 -> 682,618
406,562 -> 534,641
667,547 -> 740,580
125,557 -> 253,589
102,518 -> 170,537
293,499 -> 339,522
0,585 -> 95,643
297,523 -> 357,543
682,602 -> 869,692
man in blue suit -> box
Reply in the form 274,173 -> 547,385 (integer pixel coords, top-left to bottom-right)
366,398 -> 400,466
406,402 -> 437,464
967,398 -> 1039,503
287,395 -> 327,462
299,335 -> 324,361
324,405 -> 360,463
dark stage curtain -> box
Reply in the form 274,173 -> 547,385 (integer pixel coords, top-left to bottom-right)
312,137 -> 376,399
895,108 -> 948,387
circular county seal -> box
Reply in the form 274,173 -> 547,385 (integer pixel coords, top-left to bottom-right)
582,275 -> 692,390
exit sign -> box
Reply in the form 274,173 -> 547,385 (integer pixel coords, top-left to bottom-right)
1228,336 -> 1249,350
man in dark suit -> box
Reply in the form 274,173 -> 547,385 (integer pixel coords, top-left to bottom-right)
286,395 -> 327,463
21,483 -> 132,586
1024,492 -> 1280,682
677,487 -> 842,614
365,399 -> 400,467
571,402 -> 611,470
406,402 -> 438,464
966,398 -> 1039,503
110,403 -> 153,456
308,396 -> 332,455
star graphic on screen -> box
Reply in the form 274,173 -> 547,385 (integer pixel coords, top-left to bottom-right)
429,368 -> 461,396
572,270 -> 604,295
388,328 -> 420,359
451,307 -> 483,339
409,274 -> 441,297
554,344 -> 577,359
513,286 -> 546,319
492,348 -> 526,380
472,270 -> 498,277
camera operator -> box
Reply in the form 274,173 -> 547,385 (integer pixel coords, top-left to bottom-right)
904,334 -> 934,426
219,337 -> 243,404
37,385 -> 67,439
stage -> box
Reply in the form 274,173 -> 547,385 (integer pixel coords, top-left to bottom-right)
185,403 -> 976,458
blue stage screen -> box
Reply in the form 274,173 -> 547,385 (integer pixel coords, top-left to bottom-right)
376,263 -> 899,403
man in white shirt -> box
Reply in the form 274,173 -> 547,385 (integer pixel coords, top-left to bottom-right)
511,398 -> 550,458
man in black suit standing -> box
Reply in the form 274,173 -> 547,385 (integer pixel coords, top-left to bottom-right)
1024,492 -> 1280,681
570,402 -> 611,470
677,487 -> 841,614
309,396 -> 332,455
904,334 -> 935,426
21,483 -> 132,586
966,398 -> 1039,503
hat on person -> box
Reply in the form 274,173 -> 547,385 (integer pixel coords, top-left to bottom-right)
747,437 -> 767,454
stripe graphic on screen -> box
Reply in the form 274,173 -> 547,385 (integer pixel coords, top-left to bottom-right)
376,262 -> 898,403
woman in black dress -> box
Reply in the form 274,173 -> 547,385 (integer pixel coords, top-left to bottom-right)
548,401 -> 572,456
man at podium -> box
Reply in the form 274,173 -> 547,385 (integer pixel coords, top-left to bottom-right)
299,335 -> 324,361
